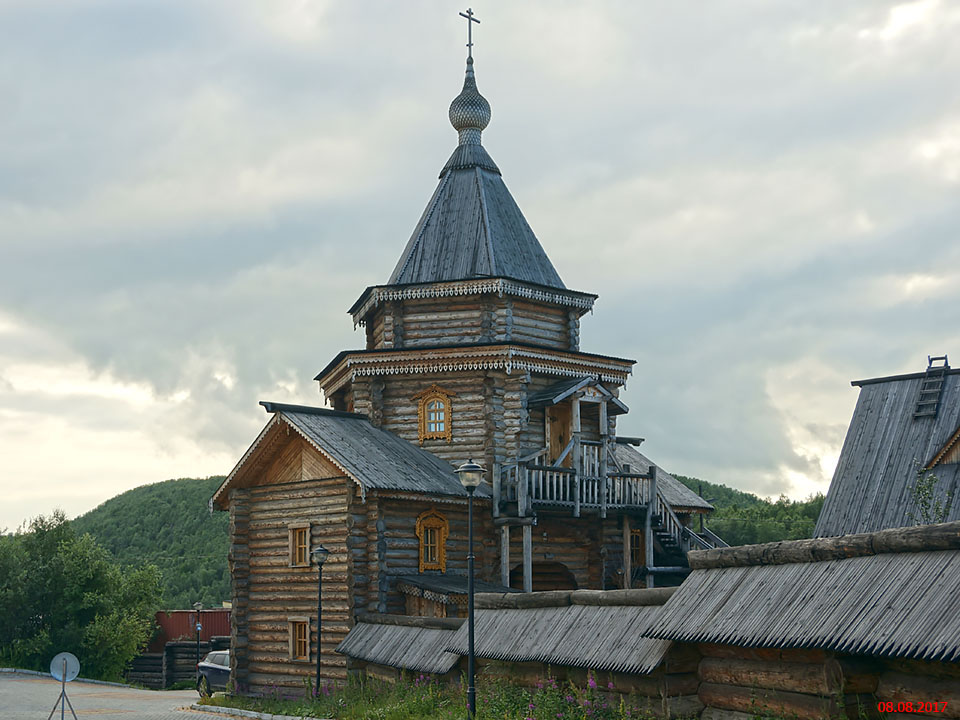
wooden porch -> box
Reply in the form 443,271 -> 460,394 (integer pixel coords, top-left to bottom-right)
491,440 -> 724,593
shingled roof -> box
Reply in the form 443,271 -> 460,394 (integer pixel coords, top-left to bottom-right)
336,615 -> 462,675
387,56 -> 565,289
815,365 -> 960,537
446,588 -> 677,674
212,402 -> 488,508
645,522 -> 960,663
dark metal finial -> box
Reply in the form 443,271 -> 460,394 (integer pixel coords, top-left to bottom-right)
459,8 -> 480,60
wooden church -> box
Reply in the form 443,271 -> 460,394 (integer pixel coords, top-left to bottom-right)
212,31 -> 723,693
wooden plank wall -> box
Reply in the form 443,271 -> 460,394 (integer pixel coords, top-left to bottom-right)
241,477 -> 351,690
600,514 -> 627,590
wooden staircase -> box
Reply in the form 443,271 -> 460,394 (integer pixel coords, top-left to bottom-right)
915,355 -> 949,419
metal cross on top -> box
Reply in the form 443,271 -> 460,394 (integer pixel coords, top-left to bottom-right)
459,8 -> 480,59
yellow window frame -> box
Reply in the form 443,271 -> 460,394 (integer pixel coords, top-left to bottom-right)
412,385 -> 456,445
416,509 -> 449,572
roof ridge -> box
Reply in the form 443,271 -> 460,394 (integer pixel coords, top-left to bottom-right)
852,366 -> 960,386
259,401 -> 367,420
690,520 -> 960,570
388,172 -> 451,286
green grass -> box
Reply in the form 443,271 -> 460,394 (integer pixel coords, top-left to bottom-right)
200,673 -> 695,719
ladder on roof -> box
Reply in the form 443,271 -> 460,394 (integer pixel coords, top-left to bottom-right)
914,355 -> 950,419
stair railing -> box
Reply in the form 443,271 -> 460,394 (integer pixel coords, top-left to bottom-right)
654,488 -> 689,552
698,525 -> 729,548
681,526 -> 713,551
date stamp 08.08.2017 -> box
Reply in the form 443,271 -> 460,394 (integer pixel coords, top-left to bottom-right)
878,701 -> 949,714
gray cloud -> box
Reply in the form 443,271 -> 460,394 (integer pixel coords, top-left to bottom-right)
1,1 -> 958,528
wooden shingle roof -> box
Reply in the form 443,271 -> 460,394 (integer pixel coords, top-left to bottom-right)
445,588 -> 677,674
815,367 -> 960,537
212,402 -> 489,507
336,615 -> 462,675
387,158 -> 565,289
646,522 -> 960,663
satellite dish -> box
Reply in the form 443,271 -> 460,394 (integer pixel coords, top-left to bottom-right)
50,652 -> 80,683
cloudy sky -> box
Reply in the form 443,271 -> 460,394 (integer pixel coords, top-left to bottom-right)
1,1 -> 958,531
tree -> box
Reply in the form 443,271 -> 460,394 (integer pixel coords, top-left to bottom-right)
908,461 -> 953,525
0,511 -> 162,681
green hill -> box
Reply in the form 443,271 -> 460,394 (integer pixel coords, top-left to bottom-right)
672,473 -> 824,546
72,477 -> 229,610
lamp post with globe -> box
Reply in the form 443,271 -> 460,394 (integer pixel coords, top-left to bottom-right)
310,544 -> 330,695
455,459 -> 484,718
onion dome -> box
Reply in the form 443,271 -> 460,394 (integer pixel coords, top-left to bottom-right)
448,56 -> 491,146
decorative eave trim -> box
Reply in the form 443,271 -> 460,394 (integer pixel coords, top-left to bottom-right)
372,489 -> 491,506
319,345 -> 633,396
397,581 -> 469,606
349,278 -> 597,326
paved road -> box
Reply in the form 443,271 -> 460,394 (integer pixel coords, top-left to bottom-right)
0,673 -> 225,719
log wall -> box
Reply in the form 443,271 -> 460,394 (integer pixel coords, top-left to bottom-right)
349,370 -> 533,473
374,495 -> 498,614
229,487 -> 251,691
234,475 -> 352,691
361,296 -> 576,352
693,642 -> 960,720
508,300 -> 571,349
507,513 -> 602,590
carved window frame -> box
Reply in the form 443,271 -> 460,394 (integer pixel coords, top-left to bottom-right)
413,385 -> 456,445
416,509 -> 449,573
288,522 -> 310,567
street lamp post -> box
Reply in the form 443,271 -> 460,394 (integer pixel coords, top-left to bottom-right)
310,544 -> 330,696
192,601 -> 203,680
455,459 -> 484,719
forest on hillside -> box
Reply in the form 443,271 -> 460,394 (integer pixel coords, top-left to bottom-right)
673,474 -> 825,545
72,477 -> 230,609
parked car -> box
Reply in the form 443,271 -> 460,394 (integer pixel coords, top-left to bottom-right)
196,650 -> 230,696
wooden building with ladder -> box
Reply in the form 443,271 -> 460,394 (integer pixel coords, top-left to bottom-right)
212,19 -> 724,692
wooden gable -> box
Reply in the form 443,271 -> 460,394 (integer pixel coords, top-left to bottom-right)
925,423 -> 960,470
265,435 -> 344,486
213,415 -> 350,508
